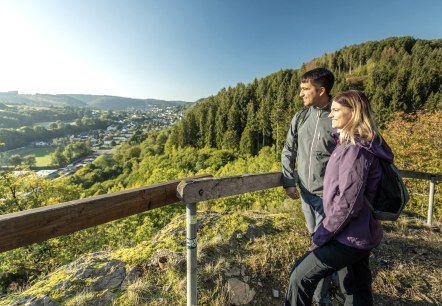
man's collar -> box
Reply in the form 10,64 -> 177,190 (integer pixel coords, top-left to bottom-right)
314,98 -> 331,110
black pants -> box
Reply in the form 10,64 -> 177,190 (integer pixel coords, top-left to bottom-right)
285,239 -> 373,306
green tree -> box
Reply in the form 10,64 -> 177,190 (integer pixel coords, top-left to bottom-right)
9,154 -> 23,166
381,110 -> 441,219
51,147 -> 67,167
23,155 -> 37,167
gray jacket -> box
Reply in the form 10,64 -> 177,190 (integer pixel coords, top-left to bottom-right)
281,103 -> 336,196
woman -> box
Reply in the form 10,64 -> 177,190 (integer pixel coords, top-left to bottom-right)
285,90 -> 394,306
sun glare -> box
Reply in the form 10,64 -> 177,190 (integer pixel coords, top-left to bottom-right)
0,4 -> 112,95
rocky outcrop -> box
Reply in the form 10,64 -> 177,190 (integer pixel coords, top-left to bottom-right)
1,211 -> 301,306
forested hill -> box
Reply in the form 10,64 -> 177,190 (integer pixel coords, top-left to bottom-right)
167,36 -> 441,156
0,92 -> 190,110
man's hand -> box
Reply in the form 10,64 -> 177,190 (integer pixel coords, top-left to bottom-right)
285,186 -> 300,199
309,242 -> 318,252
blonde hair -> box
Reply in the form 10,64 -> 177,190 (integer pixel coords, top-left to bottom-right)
333,90 -> 380,144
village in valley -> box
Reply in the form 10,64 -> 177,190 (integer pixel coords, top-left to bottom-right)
0,105 -> 185,179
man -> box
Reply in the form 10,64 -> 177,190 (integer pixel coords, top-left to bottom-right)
281,67 -> 336,306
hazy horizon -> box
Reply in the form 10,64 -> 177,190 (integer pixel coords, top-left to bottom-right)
1,0 -> 441,102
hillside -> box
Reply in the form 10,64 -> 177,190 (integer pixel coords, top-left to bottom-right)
1,208 -> 441,306
0,36 -> 440,305
0,92 -> 190,110
68,95 -> 189,110
167,36 -> 441,155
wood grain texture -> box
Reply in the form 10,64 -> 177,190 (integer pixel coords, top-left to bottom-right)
177,172 -> 282,203
0,174 -> 211,253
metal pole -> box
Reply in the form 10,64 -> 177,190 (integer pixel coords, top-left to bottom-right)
186,201 -> 197,306
426,175 -> 436,227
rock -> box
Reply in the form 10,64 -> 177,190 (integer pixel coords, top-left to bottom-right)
245,224 -> 265,242
96,289 -> 116,306
241,265 -> 246,276
225,267 -> 241,277
227,278 -> 256,305
90,260 -> 126,291
24,295 -> 60,306
121,265 -> 143,290
52,280 -> 72,290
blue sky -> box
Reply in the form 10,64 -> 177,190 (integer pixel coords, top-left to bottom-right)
0,0 -> 441,102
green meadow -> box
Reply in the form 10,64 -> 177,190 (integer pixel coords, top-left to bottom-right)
3,146 -> 57,167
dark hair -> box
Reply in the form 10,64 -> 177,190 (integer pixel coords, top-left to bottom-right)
301,68 -> 335,95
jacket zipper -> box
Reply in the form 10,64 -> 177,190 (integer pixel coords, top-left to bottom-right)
307,109 -> 321,190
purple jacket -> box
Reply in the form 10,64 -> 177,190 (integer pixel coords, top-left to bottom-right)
313,133 -> 394,250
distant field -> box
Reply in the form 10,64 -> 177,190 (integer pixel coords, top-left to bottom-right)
32,121 -> 54,128
4,146 -> 56,166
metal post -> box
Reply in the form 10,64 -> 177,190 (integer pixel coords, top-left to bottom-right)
186,201 -> 197,305
426,175 -> 436,227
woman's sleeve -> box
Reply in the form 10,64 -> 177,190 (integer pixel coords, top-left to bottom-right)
313,146 -> 370,247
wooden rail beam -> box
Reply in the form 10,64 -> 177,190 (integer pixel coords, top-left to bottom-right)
177,172 -> 282,203
0,174 -> 211,253
399,170 -> 442,182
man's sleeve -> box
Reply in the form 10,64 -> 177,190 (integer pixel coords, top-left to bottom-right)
281,114 -> 299,188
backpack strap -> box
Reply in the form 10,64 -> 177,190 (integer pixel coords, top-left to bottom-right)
296,107 -> 309,131
294,108 -> 309,150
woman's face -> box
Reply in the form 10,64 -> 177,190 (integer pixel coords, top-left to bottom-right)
329,101 -> 353,129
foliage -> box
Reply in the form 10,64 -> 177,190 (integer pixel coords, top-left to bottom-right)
167,37 -> 441,154
50,141 -> 93,167
0,110 -> 109,152
0,105 -> 82,129
2,210 -> 441,306
0,147 -> 55,167
0,171 -> 80,214
0,36 -> 440,302
381,110 -> 442,219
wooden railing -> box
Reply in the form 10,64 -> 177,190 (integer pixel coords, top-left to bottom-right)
0,174 -> 212,253
0,170 -> 440,252
0,170 -> 440,306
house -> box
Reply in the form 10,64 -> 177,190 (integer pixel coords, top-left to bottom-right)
32,141 -> 50,147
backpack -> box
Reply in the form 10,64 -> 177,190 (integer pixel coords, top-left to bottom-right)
367,158 -> 410,221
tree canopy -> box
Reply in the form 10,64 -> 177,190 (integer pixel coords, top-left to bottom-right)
167,37 -> 441,155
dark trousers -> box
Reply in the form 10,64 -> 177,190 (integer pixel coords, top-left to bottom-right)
285,239 -> 373,306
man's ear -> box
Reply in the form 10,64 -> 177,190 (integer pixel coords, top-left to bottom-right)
319,87 -> 326,96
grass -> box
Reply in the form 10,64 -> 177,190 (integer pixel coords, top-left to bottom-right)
371,215 -> 442,305
1,205 -> 441,306
2,146 -> 56,167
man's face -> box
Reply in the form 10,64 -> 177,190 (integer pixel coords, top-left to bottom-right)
299,80 -> 321,107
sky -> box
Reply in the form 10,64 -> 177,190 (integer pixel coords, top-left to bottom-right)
0,0 -> 441,102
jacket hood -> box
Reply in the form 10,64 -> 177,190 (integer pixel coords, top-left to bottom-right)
357,135 -> 394,163
333,132 -> 394,163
